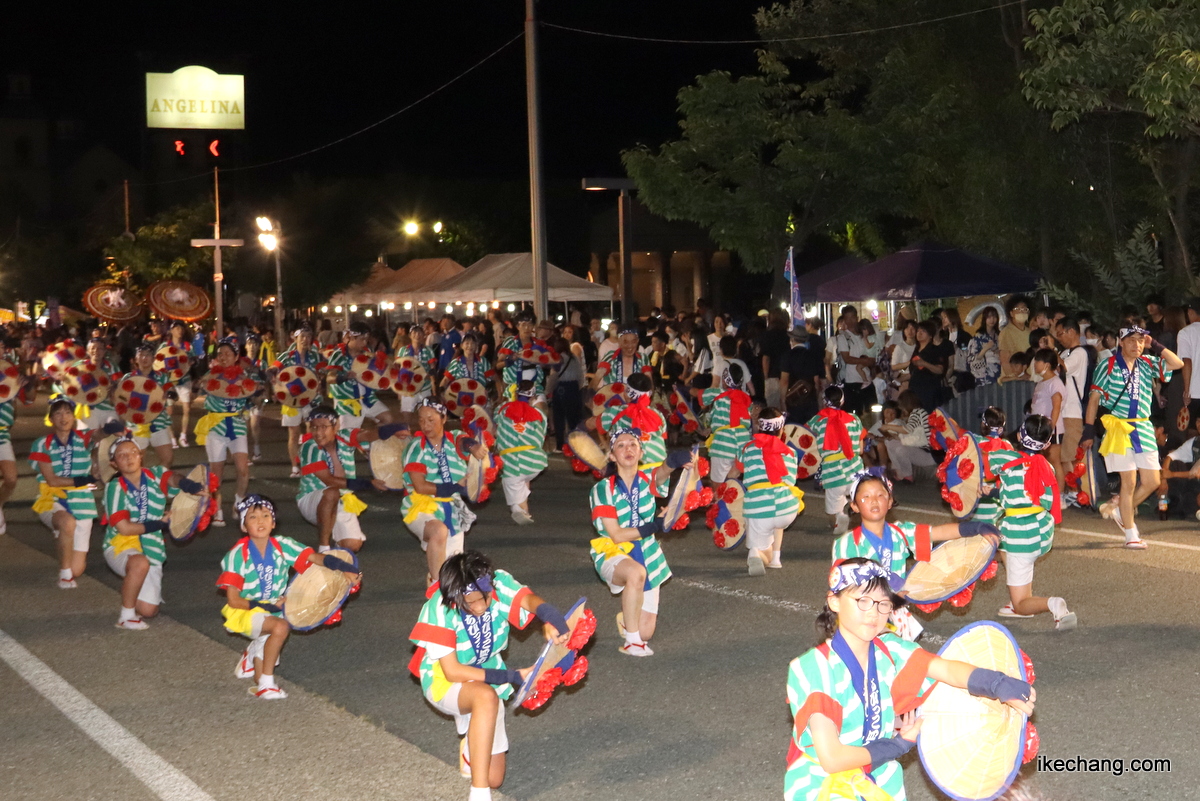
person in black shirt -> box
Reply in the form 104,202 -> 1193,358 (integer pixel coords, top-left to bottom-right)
780,319 -> 825,423
909,320 -> 947,411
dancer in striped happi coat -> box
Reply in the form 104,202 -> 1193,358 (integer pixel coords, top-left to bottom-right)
597,374 -> 667,472
738,407 -> 803,577
494,381 -> 548,525
992,414 -> 1077,630
698,363 -> 752,484
974,405 -> 1020,527
807,385 -> 865,535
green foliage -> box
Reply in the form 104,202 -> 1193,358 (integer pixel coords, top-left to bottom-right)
102,201 -> 222,287
1023,0 -> 1200,138
1039,221 -> 1167,323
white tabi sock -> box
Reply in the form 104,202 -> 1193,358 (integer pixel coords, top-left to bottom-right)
60,568 -> 73,580
624,629 -> 641,646
468,786 -> 492,801
1123,526 -> 1140,543
257,674 -> 277,690
119,606 -> 136,622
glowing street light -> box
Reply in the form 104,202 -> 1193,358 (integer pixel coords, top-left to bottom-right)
255,216 -> 286,338
404,221 -> 420,236
432,221 -> 443,234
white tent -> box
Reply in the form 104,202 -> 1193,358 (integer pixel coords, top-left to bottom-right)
399,252 -> 613,304
328,258 -> 466,306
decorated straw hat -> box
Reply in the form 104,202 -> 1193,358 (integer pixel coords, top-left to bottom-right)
145,281 -> 212,322
443,378 -> 488,416
0,359 -> 20,403
1076,447 -> 1106,510
202,368 -> 260,400
783,423 -> 821,480
566,430 -> 608,473
152,344 -> 191,382
660,446 -> 703,533
41,341 -> 87,380
60,361 -> 112,406
96,434 -> 120,483
902,536 -> 998,607
589,382 -> 627,416
460,404 -> 494,446
82,284 -> 143,323
284,548 -> 358,631
350,350 -> 396,391
168,465 -> 209,543
937,433 -> 984,518
511,598 -> 595,711
518,342 -> 556,366
464,451 -> 495,503
392,356 -> 428,396
706,480 -> 747,551
928,408 -> 964,452
666,388 -> 700,434
113,375 -> 167,425
273,366 -> 320,408
918,621 -> 1036,801
368,435 -> 407,489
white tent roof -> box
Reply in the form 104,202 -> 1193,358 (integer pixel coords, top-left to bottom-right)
399,252 -> 613,303
329,258 -> 465,305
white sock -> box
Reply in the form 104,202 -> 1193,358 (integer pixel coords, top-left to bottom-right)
1123,526 -> 1140,542
257,674 -> 277,690
624,629 -> 641,646
772,550 -> 781,563
60,568 -> 73,580
468,787 -> 492,801
318,545 -> 331,553
119,606 -> 136,622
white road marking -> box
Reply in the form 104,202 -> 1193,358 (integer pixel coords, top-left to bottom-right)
0,629 -> 216,801
676,579 -> 945,645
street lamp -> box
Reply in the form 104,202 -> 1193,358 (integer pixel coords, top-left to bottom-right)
404,221 -> 420,236
582,178 -> 636,325
256,216 -> 286,339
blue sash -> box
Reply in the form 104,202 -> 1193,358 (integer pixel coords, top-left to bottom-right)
830,631 -> 884,744
248,539 -> 280,600
858,524 -> 903,590
461,607 -> 496,665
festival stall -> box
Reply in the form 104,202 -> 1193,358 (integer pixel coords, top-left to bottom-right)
399,252 -> 614,308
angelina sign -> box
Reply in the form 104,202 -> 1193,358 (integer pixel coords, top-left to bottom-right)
146,66 -> 245,130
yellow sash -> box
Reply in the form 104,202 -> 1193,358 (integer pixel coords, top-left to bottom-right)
705,423 -> 745,448
1098,414 -> 1148,457
133,422 -> 151,439
822,451 -> 848,463
429,658 -> 454,702
1005,505 -> 1044,517
32,483 -> 69,514
816,767 -> 895,801
341,491 -> 368,516
281,404 -> 301,418
194,412 -> 237,445
499,445 -> 535,455
590,536 -> 635,561
109,533 -> 143,556
340,398 -> 362,417
403,493 -> 454,524
640,461 -> 663,471
747,481 -> 806,502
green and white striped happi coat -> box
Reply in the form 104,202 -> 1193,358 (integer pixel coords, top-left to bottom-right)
103,466 -> 178,565
297,430 -> 361,498
498,336 -> 549,394
445,355 -> 494,383
1091,353 -> 1169,455
830,521 -> 931,581
217,535 -> 314,605
400,431 -> 469,526
739,438 -> 800,519
409,569 -> 532,702
325,345 -> 380,417
588,472 -> 671,590
785,633 -> 936,801
30,430 -> 99,519
700,387 -> 751,459
0,400 -> 16,446
805,412 -> 865,490
995,455 -> 1055,557
974,437 -> 1020,527
495,402 -> 548,478
599,403 -> 668,468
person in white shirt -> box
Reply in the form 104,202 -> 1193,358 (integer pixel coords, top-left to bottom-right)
1054,317 -> 1090,476
1176,298 -> 1200,421
597,322 -> 620,362
1159,416 -> 1200,520
708,315 -> 727,355
834,306 -> 873,413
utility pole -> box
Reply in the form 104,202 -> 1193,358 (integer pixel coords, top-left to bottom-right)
190,168 -> 243,338
525,0 -> 549,320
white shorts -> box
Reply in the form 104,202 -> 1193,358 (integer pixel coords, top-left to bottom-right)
175,383 -> 192,403
1003,551 -> 1040,587
406,512 -> 464,556
297,489 -> 366,542
824,485 -> 851,516
501,472 -> 540,507
399,390 -> 432,414
597,555 -> 661,613
1103,448 -> 1160,473
206,432 -> 248,463
0,441 -> 14,463
134,428 -> 174,450
709,456 -> 735,485
746,513 -> 796,551
427,682 -> 508,753
104,548 -> 164,606
40,508 -> 92,552
76,409 -> 118,432
339,398 -> 390,431
281,404 -> 312,428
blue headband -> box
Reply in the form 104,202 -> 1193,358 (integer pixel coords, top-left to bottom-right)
849,467 -> 892,501
609,426 -> 640,450
1018,424 -> 1050,452
828,560 -> 890,594
419,397 -> 448,417
236,493 -> 277,525
1119,325 -> 1150,340
464,574 -> 493,596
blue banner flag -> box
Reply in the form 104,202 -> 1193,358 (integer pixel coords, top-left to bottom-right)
783,247 -> 805,331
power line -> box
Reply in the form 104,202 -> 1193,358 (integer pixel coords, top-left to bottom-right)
138,31 -> 524,186
541,2 -> 1027,45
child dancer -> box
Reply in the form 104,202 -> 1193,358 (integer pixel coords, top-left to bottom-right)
807,386 -> 865,534
494,381 -> 548,524
738,407 -> 803,575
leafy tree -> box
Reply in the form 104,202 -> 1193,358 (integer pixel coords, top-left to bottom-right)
1039,220 -> 1167,323
1022,0 -> 1200,281
102,200 -> 224,288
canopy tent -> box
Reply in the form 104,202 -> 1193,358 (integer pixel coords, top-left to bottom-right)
795,254 -> 866,301
814,241 -> 1040,302
328,258 -> 466,306
400,252 -> 614,304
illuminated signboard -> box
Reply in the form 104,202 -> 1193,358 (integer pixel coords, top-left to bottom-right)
146,66 -> 244,130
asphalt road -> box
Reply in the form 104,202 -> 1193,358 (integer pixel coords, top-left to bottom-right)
3,398 -> 1199,800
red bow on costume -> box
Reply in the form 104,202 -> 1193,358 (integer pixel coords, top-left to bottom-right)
716,388 -> 751,427
817,408 -> 856,459
1008,454 -> 1062,524
617,395 -> 660,434
752,433 -> 792,484
503,400 -> 541,424
212,364 -> 242,381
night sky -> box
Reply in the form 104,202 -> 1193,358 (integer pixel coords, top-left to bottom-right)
6,2 -> 762,186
